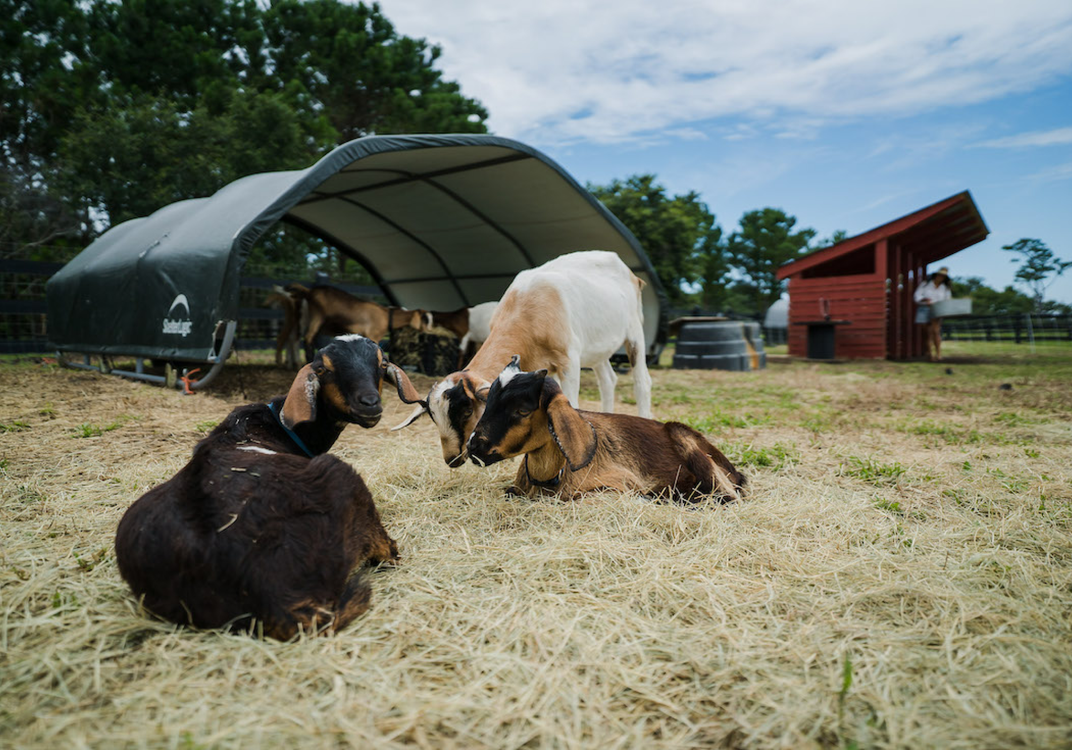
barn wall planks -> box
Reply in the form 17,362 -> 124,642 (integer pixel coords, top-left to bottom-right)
786,277 -> 888,359
778,192 -> 988,360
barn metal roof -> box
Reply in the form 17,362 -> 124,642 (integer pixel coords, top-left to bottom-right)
47,134 -> 668,368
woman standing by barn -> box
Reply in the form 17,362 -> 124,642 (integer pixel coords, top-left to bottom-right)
914,266 -> 952,362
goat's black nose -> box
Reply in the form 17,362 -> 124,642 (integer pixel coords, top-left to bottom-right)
358,393 -> 380,407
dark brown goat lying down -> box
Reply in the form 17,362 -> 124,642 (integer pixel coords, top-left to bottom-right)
466,356 -> 746,502
115,335 -> 418,640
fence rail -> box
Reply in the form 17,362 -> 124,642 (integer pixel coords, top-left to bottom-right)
0,259 -> 380,354
941,314 -> 1072,343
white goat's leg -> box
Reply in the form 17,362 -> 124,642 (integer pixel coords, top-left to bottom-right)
560,353 -> 582,408
594,359 -> 618,413
627,328 -> 653,419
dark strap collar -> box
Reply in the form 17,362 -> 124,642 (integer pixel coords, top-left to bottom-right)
524,454 -> 564,488
267,401 -> 316,458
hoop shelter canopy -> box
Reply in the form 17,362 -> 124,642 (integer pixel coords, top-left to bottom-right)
47,134 -> 668,371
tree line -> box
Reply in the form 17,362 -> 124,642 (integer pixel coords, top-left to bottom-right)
3,0 -> 1067,316
589,175 -> 1071,317
2,0 -> 486,266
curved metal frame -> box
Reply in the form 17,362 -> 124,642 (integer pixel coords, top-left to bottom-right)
59,320 -> 237,391
51,135 -> 671,391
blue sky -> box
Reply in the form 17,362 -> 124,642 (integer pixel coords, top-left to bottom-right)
379,0 -> 1072,303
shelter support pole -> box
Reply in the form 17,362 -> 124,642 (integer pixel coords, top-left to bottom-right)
187,320 -> 237,391
109,368 -> 167,385
61,354 -> 101,373
53,321 -> 237,391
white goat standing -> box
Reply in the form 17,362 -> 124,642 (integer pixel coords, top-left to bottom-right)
395,250 -> 653,466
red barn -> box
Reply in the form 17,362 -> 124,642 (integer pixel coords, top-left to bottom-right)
776,192 -> 988,360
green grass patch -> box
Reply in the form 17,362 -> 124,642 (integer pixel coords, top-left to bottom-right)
727,442 -> 797,470
897,419 -> 986,446
681,410 -> 766,432
873,498 -> 905,515
992,411 -> 1037,427
72,420 -> 124,438
841,456 -> 908,485
195,420 -> 220,433
986,467 -> 1033,493
1,420 -> 31,433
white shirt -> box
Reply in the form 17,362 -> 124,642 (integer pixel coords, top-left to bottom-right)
914,280 -> 951,305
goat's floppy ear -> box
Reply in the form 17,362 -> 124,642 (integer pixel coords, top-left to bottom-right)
281,363 -> 319,429
384,361 -> 424,405
545,390 -> 597,472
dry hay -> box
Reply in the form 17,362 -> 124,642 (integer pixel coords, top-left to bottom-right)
2,345 -> 1071,749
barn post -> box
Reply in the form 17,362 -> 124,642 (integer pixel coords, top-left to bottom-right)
875,238 -> 892,359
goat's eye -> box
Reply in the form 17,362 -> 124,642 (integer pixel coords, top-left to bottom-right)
313,365 -> 326,376
516,409 -> 531,418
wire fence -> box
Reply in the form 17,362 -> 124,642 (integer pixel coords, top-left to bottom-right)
0,257 -> 380,355
941,314 -> 1072,343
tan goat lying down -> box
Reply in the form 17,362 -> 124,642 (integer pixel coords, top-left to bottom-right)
466,357 -> 746,502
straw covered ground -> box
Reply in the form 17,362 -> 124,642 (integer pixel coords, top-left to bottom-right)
2,342 -> 1071,748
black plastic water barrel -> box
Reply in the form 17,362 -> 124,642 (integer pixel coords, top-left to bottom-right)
672,320 -> 766,371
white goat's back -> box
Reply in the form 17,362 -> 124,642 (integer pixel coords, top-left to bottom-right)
503,250 -> 643,365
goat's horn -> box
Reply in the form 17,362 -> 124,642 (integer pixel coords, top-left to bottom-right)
390,403 -> 429,431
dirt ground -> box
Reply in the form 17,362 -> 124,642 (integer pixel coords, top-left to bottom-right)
1,341 -> 1070,749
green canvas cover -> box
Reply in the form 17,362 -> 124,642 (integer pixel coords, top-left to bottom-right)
47,134 -> 668,362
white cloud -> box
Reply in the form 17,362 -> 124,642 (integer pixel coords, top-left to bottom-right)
663,128 -> 709,142
378,0 -> 1072,146
853,187 -> 931,214
975,127 -> 1072,148
1025,160 -> 1072,182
